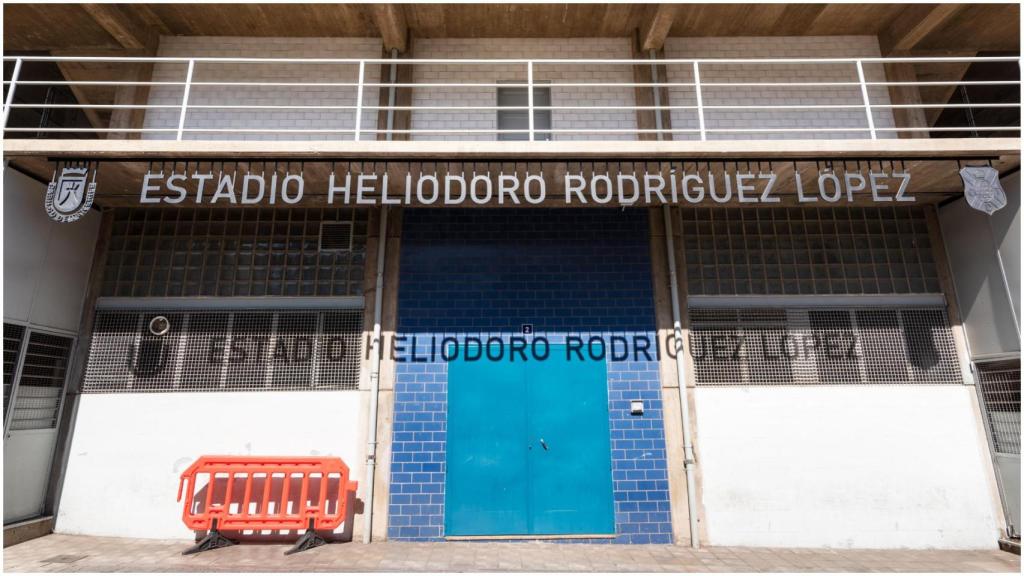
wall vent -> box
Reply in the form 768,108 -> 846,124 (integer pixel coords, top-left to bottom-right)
4,323 -> 26,420
976,358 -> 1021,455
319,221 -> 354,252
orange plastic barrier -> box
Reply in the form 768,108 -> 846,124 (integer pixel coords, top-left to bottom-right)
177,455 -> 358,555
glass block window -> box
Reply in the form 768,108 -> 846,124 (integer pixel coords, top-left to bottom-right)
102,207 -> 369,298
688,306 -> 962,386
83,308 -> 362,393
681,206 -> 940,296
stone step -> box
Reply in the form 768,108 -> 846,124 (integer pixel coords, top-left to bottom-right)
998,537 -> 1021,556
3,516 -> 54,548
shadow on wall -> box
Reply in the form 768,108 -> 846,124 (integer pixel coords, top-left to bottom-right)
187,475 -> 360,543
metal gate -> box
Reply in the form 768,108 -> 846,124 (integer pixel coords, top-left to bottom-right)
974,358 -> 1021,538
3,323 -> 76,524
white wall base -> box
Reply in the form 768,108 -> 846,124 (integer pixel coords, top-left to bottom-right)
695,386 -> 1002,549
55,391 -> 364,540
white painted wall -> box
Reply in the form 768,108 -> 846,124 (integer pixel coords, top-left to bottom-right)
663,36 -> 897,140
55,391 -> 365,539
143,37 -> 382,141
410,38 -> 637,141
3,168 -> 100,332
695,386 -> 1003,548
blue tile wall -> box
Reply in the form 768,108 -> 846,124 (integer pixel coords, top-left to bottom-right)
388,208 -> 672,543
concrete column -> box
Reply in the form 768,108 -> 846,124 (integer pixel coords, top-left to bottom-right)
883,62 -> 930,139
630,32 -> 673,141
375,39 -> 415,142
43,209 -> 114,518
108,38 -> 157,140
647,207 -> 705,545
354,207 -> 403,542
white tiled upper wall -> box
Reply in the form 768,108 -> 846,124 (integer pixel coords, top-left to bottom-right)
663,36 -> 897,140
143,37 -> 382,141
142,35 -> 898,141
410,38 -> 637,141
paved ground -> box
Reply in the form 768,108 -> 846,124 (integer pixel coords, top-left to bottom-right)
3,534 -> 1020,573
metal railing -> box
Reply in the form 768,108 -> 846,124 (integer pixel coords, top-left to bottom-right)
2,55 -> 1021,141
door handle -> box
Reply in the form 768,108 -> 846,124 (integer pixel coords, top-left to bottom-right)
539,438 -> 548,451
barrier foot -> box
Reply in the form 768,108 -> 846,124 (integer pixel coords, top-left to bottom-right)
285,520 -> 327,555
182,521 -> 236,555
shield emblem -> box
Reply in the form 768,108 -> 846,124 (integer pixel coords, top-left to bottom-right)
45,165 -> 97,223
960,165 -> 1007,215
55,169 -> 88,214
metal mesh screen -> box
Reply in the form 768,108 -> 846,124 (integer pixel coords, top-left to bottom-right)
688,307 -> 962,386
681,207 -> 940,296
977,359 -> 1021,455
102,207 -> 368,298
4,323 -> 25,421
83,309 -> 363,393
9,332 -> 73,430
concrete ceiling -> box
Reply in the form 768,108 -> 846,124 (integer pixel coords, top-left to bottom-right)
3,3 -> 1019,54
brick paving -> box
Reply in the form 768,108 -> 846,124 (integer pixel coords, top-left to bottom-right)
3,534 -> 1020,573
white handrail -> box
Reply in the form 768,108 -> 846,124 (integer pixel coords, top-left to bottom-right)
693,62 -> 706,141
354,60 -> 365,142
2,54 -> 1019,141
176,59 -> 195,141
1,58 -> 23,129
3,55 -> 1020,64
855,60 -> 877,140
527,61 -> 535,142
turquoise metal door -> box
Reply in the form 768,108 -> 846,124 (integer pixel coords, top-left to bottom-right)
445,344 -> 614,536
446,343 -> 529,535
526,347 -> 615,535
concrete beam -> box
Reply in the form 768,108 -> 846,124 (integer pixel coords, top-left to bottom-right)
881,4 -> 964,55
4,137 -> 1018,161
639,4 -> 679,52
131,5 -> 173,37
80,4 -> 152,50
369,4 -> 409,53
772,4 -> 829,36
883,63 -> 930,139
53,61 -> 107,131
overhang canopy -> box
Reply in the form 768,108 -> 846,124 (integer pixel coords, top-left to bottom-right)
5,137 -> 1018,209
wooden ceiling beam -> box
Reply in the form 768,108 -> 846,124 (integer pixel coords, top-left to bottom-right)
639,4 -> 679,52
369,4 -> 409,53
80,3 -> 153,50
880,3 -> 964,55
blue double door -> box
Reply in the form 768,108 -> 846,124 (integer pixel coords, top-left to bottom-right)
445,345 -> 615,536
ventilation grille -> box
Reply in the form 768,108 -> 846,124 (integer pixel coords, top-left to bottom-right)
83,309 -> 363,393
319,221 -> 354,251
977,359 -> 1020,455
9,332 -> 73,430
4,323 -> 26,420
688,306 -> 962,386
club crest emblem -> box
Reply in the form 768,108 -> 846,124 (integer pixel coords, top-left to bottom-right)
45,164 -> 97,223
959,165 -> 1007,215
